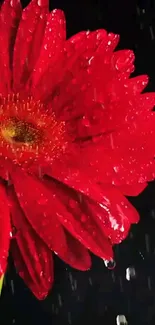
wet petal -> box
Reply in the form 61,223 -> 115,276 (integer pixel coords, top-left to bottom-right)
44,160 -> 115,207
8,185 -> 54,299
11,167 -> 68,256
127,75 -> 149,94
11,240 -> 53,300
13,0 -> 49,90
31,9 -> 66,91
111,50 -> 135,74
62,231 -> 91,271
0,0 -> 22,94
44,178 -> 113,260
0,183 -> 10,277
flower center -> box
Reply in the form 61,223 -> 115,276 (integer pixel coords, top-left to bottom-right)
1,117 -> 42,145
0,94 -> 68,168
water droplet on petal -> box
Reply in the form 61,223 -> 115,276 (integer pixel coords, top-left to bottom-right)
10,0 -> 17,7
44,44 -> 48,50
37,0 -> 48,6
38,197 -> 48,205
104,259 -> 116,269
10,226 -> 17,238
81,116 -> 90,127
22,11 -> 27,21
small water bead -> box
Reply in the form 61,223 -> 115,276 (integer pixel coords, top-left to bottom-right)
10,0 -> 18,7
37,194 -> 48,205
10,226 -> 17,238
37,0 -> 48,7
104,259 -> 116,270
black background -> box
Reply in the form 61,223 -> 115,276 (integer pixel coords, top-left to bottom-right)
1,0 -> 155,324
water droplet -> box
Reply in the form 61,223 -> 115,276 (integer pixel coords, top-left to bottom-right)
139,251 -> 145,260
38,197 -> 48,205
10,0 -> 17,7
37,0 -> 48,6
126,267 -> 136,281
22,11 -> 27,21
10,226 -> 17,238
104,259 -> 116,269
116,315 -> 128,325
81,116 -> 90,127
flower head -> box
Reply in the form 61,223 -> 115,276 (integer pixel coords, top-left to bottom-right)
0,0 -> 155,299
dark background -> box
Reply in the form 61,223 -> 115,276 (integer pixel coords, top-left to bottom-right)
1,0 -> 155,324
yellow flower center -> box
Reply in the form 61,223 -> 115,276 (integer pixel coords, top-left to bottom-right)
1,117 -> 42,145
0,93 -> 68,169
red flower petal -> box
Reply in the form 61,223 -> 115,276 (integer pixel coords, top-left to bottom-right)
44,178 -> 113,260
44,159 -> 116,207
11,167 -> 68,256
0,0 -> 21,95
126,75 -> 149,94
0,183 -> 10,277
13,0 -> 49,90
111,50 -> 135,74
62,231 -> 91,271
8,186 -> 53,299
84,187 -> 139,244
31,9 -> 66,91
11,240 -> 53,300
51,178 -> 139,243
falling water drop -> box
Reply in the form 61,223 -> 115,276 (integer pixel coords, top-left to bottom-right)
116,315 -> 128,325
10,280 -> 15,295
104,259 -> 116,270
126,267 -> 136,281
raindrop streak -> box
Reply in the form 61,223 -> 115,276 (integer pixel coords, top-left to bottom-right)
58,294 -> 62,307
150,209 -> 155,219
148,276 -> 151,290
68,312 -> 72,325
145,234 -> 150,253
10,280 -> 15,295
111,271 -> 116,283
89,277 -> 93,285
52,304 -> 55,313
104,259 -> 116,269
119,277 -> 123,292
68,272 -> 73,285
149,26 -> 154,40
139,251 -> 145,260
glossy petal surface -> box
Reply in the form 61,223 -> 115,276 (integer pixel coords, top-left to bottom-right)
0,183 -> 10,277
0,0 -> 154,299
8,186 -> 54,299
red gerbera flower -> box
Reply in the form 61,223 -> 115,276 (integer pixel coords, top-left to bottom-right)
0,0 -> 155,299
